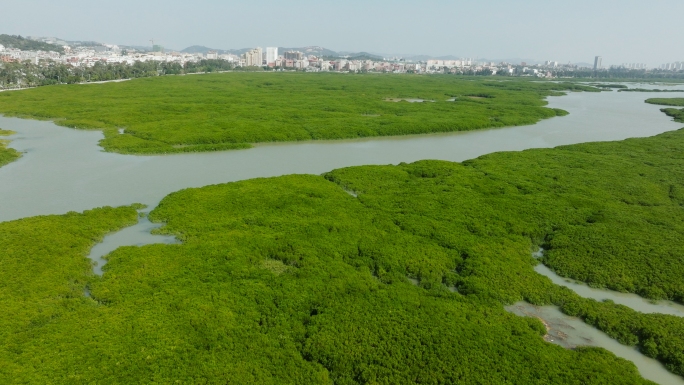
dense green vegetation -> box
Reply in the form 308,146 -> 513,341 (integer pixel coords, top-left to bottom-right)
591,84 -> 627,89
660,108 -> 684,123
5,122 -> 684,382
646,98 -> 684,106
0,34 -> 64,53
0,74 -> 596,154
0,180 -> 654,384
0,129 -> 20,167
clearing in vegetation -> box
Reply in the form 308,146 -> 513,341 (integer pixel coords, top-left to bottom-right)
0,73 -> 595,154
3,119 -> 684,382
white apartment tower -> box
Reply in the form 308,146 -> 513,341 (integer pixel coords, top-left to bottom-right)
266,47 -> 278,65
243,47 -> 263,66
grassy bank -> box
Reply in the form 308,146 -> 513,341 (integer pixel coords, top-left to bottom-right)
0,73 -> 596,154
646,98 -> 684,123
646,98 -> 684,106
0,129 -> 20,168
5,121 -> 684,381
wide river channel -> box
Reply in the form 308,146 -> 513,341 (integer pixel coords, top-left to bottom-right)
1,84 -> 684,384
2,86 -> 684,222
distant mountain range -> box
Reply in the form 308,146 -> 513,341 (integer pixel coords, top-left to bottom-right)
180,45 -> 250,55
280,46 -> 339,57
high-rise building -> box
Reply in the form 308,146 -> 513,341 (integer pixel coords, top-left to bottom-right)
243,47 -> 263,66
594,56 -> 602,71
266,47 -> 278,65
284,51 -> 303,61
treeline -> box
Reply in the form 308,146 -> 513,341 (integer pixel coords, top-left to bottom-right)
0,59 -> 259,88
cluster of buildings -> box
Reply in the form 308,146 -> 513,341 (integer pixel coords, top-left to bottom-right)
0,43 -> 229,67
235,47 -> 569,76
0,43 -> 61,63
660,62 -> 684,71
619,63 -> 648,70
2,39 -> 682,77
0,41 -> 587,78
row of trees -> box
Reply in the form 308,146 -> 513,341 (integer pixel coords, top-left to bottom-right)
0,59 -> 251,89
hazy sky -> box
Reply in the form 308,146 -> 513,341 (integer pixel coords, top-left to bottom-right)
3,0 -> 681,66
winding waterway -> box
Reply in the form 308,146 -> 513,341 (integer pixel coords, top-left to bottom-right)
1,85 -> 684,383
87,212 -> 179,276
1,88 -> 683,223
506,249 -> 684,384
506,302 -> 684,385
535,264 -> 684,317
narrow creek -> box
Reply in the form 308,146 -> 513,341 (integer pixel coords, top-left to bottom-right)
534,249 -> 684,316
504,249 -> 684,384
506,302 -> 684,385
535,264 -> 684,317
87,212 -> 178,276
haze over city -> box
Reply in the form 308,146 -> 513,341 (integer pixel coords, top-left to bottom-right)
3,0 -> 683,67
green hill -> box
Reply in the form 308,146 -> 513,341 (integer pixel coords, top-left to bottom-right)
0,34 -> 64,53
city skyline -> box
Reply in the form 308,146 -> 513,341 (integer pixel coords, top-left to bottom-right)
2,0 -> 682,67
2,36 -> 678,71
3,35 -> 682,74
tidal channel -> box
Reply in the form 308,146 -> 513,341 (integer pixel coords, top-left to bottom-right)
87,212 -> 179,276
503,249 -> 684,384
506,302 -> 684,385
1,85 -> 684,384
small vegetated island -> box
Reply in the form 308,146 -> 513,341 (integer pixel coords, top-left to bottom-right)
0,73 -> 593,154
3,113 -> 684,383
0,129 -> 20,167
647,98 -> 684,123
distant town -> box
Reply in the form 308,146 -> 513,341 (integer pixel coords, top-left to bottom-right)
1,34 -> 683,89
